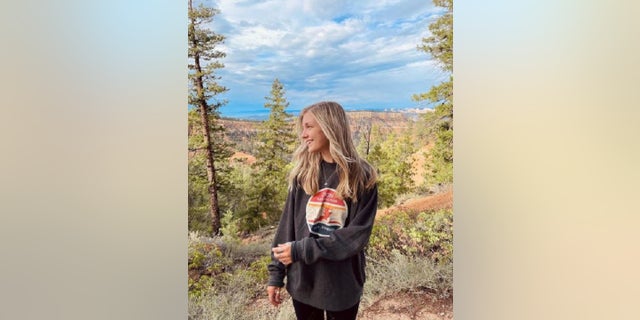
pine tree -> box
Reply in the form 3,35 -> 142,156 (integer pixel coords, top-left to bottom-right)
366,128 -> 416,208
188,110 -> 234,234
413,0 -> 453,185
188,0 -> 230,234
238,79 -> 296,231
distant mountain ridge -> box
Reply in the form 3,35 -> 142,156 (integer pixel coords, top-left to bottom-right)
218,110 -> 417,155
219,106 -> 432,121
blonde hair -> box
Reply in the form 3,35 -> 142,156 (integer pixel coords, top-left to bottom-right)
288,101 -> 377,201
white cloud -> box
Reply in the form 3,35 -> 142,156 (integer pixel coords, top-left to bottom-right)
206,0 -> 446,114
231,25 -> 287,50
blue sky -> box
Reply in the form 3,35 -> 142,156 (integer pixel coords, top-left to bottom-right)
204,0 -> 448,116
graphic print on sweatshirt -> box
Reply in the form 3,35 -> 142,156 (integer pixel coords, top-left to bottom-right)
306,188 -> 348,237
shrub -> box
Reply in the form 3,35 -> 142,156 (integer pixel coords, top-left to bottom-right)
363,250 -> 453,303
188,229 -> 273,300
368,208 -> 452,265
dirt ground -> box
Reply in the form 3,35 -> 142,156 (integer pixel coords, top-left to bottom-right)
360,290 -> 453,320
253,290 -> 453,320
377,188 -> 453,218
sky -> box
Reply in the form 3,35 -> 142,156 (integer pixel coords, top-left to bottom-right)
202,0 -> 448,118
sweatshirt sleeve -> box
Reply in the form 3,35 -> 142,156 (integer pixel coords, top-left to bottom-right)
267,184 -> 298,287
291,183 -> 378,265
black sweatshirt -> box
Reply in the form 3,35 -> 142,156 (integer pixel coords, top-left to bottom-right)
267,160 -> 379,311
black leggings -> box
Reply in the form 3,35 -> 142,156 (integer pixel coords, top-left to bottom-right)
292,299 -> 360,320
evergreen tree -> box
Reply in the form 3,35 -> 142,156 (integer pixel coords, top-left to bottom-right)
188,0 -> 230,234
188,110 -> 234,234
366,129 -> 416,208
413,0 -> 453,185
238,79 -> 296,231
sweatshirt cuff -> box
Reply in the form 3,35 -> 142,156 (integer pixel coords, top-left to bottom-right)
267,278 -> 284,287
291,240 -> 302,263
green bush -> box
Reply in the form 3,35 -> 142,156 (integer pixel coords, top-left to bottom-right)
188,239 -> 228,271
188,230 -> 272,299
188,235 -> 232,298
368,208 -> 452,265
246,255 -> 271,285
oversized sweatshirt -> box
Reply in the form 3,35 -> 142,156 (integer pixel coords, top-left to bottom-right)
267,160 -> 378,311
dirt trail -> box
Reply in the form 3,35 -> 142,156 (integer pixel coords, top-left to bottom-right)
377,188 -> 452,218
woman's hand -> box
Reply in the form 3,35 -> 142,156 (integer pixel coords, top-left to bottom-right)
272,242 -> 293,266
267,285 -> 282,306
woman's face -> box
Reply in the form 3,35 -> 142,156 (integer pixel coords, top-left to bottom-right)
301,111 -> 330,156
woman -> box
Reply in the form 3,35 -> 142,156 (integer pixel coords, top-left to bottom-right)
267,101 -> 378,320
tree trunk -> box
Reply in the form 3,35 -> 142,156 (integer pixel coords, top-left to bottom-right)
362,113 -> 373,155
198,104 -> 221,234
189,0 -> 221,234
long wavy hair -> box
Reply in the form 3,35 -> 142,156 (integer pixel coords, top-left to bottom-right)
288,101 -> 377,202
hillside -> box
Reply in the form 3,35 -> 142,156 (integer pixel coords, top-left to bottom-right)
221,110 -> 418,131
218,111 -> 419,155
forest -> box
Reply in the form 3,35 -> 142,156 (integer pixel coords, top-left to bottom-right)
187,0 -> 453,319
